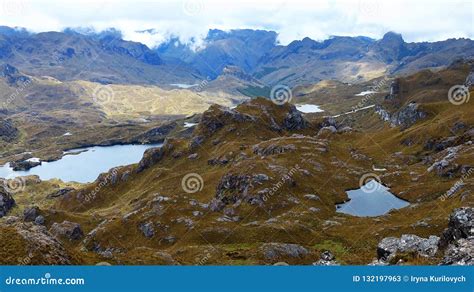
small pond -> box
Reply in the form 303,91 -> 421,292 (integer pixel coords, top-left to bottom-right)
336,180 -> 409,217
296,104 -> 324,113
0,144 -> 162,183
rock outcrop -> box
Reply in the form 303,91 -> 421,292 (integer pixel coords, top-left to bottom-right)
439,207 -> 474,247
0,219 -> 72,264
441,238 -> 473,265
0,63 -> 31,86
283,106 -> 307,130
261,243 -> 309,262
10,160 -> 41,171
375,102 -> 426,129
212,173 -> 270,210
0,186 -> 15,218
376,234 -> 440,263
0,119 -> 18,142
313,251 -> 339,266
50,221 -> 84,240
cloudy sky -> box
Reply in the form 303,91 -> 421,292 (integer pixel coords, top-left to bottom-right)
0,0 -> 472,48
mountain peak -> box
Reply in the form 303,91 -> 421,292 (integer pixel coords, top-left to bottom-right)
381,31 -> 404,44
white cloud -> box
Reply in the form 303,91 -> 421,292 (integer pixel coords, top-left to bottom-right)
0,0 -> 472,48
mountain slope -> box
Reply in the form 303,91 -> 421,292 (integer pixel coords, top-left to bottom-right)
0,28 -> 201,85
2,62 -> 470,265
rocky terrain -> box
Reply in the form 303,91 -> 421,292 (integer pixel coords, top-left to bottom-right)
0,60 -> 472,265
0,23 -> 473,266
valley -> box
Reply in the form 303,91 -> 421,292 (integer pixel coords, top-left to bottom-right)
0,26 -> 472,267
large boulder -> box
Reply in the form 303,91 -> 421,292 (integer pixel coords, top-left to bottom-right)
23,206 -> 40,222
10,160 -> 41,171
440,237 -> 474,266
0,119 -> 18,142
377,234 -> 440,262
0,186 -> 15,218
261,243 -> 309,262
439,207 -> 474,247
283,106 -> 307,130
50,221 -> 84,240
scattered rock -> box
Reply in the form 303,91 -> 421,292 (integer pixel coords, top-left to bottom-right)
261,243 -> 309,262
0,119 -> 18,142
283,106 -> 307,130
10,160 -> 41,171
34,215 -> 45,225
439,207 -> 474,247
0,186 -> 15,218
23,206 -> 40,222
139,222 -> 155,238
188,153 -> 199,160
440,237 -> 474,265
304,194 -> 320,201
317,126 -> 337,136
313,251 -> 339,266
50,221 -> 84,240
47,187 -> 75,199
253,143 -> 296,156
377,234 -> 440,262
0,220 -> 72,264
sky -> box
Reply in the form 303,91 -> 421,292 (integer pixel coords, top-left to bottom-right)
0,0 -> 472,48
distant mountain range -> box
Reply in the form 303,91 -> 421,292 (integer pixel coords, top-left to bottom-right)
1,26 -> 473,87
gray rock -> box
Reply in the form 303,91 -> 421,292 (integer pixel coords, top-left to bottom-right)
253,143 -> 296,156
0,186 -> 15,218
0,118 -> 19,142
10,160 -> 41,171
139,222 -> 155,238
283,106 -> 307,130
50,221 -> 84,240
440,237 -> 474,266
377,234 -> 440,262
440,207 -> 474,247
23,206 -> 40,222
188,153 -> 199,160
47,187 -> 75,199
304,194 -> 320,201
261,243 -> 308,261
34,215 -> 45,225
317,126 -> 337,136
313,250 -> 339,266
